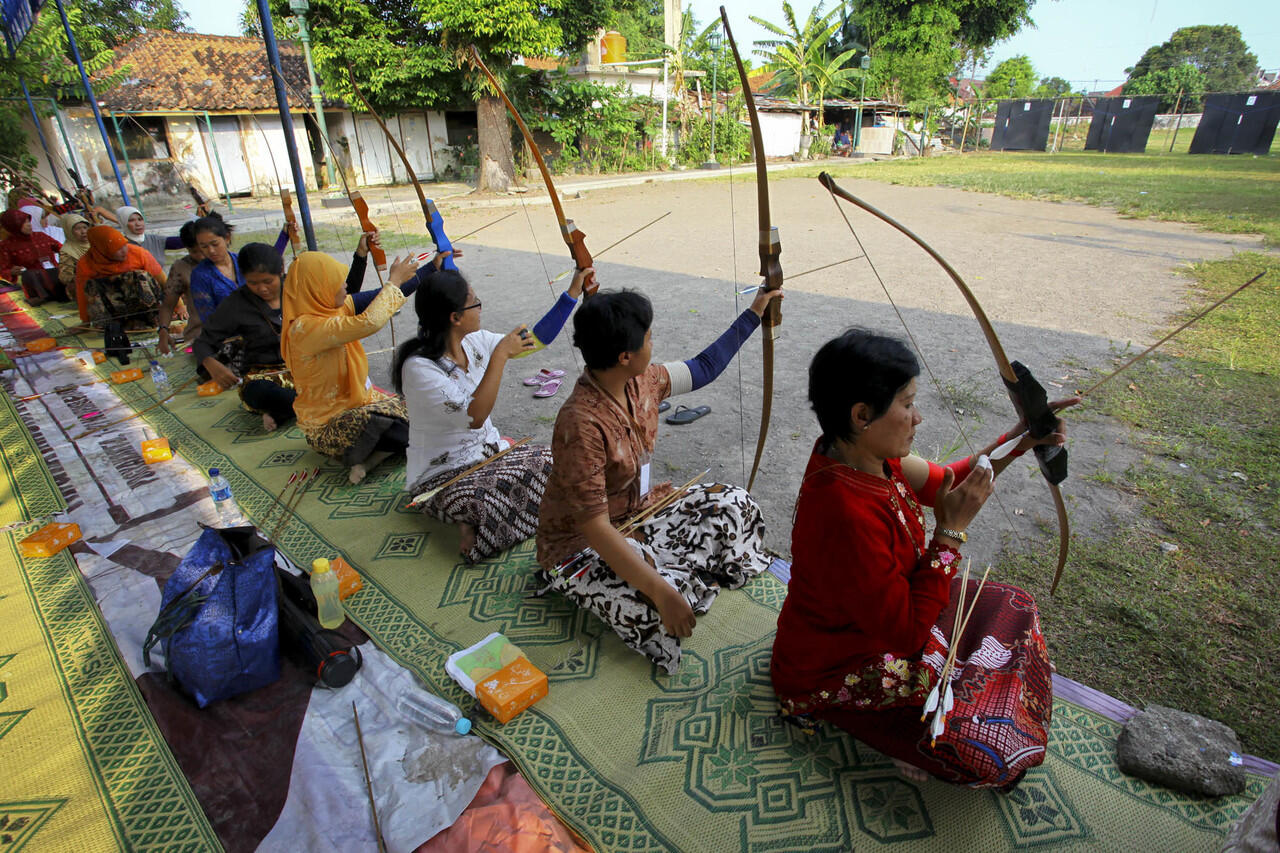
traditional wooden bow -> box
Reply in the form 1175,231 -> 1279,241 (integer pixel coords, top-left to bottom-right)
721,7 -> 784,493
468,46 -> 597,297
346,69 -> 457,272
247,113 -> 300,256
818,172 -> 1071,593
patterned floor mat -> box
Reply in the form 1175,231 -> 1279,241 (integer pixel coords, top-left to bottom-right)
0,393 -> 220,852
12,302 -> 1271,852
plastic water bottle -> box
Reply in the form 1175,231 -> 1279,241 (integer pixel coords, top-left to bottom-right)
149,359 -> 171,399
208,467 -> 242,526
396,689 -> 472,735
310,558 -> 345,629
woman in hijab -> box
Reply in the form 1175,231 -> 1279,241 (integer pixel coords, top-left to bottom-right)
0,208 -> 66,304
57,213 -> 91,296
74,225 -> 167,327
115,205 -> 184,268
282,251 -> 417,484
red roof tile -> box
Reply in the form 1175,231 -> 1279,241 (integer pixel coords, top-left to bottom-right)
93,30 -> 330,112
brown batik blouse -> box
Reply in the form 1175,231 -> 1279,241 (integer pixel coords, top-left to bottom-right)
536,363 -> 677,569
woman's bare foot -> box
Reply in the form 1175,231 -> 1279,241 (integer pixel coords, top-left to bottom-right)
348,450 -> 393,484
261,413 -> 277,432
892,758 -> 929,783
458,522 -> 476,558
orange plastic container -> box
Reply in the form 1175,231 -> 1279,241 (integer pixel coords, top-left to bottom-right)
92,351 -> 107,364
26,337 -> 56,353
111,367 -> 143,383
476,656 -> 548,723
140,437 -> 172,463
197,380 -> 224,396
330,555 -> 364,600
19,522 -> 82,558
601,30 -> 627,63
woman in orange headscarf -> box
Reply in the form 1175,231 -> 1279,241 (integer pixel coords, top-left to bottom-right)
74,225 -> 167,326
281,250 -> 418,484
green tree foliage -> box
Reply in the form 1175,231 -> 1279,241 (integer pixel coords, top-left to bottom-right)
750,2 -> 842,105
1128,25 -> 1258,95
677,97 -> 752,166
1124,63 -> 1207,112
1034,76 -> 1074,98
66,0 -> 187,47
983,54 -> 1036,99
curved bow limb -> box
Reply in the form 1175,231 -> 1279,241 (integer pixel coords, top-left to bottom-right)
247,113 -> 301,256
468,46 -> 596,297
346,69 -> 457,272
721,7 -> 784,493
818,171 -> 1070,592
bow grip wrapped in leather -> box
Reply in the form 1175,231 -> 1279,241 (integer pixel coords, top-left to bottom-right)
1003,360 -> 1068,485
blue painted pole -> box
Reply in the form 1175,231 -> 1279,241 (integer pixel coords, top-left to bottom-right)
52,0 -> 129,204
257,0 -> 317,250
18,76 -> 69,195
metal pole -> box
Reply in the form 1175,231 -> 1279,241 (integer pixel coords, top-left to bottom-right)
52,0 -> 129,203
18,77 -> 69,194
919,105 -> 928,156
297,32 -> 335,188
709,49 -> 717,163
202,111 -> 235,211
47,101 -> 79,183
107,108 -> 142,208
1168,89 -> 1185,153
660,57 -> 669,159
258,0 -> 317,250
854,75 -> 865,152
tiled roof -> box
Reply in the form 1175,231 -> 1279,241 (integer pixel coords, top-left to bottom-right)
92,29 -> 335,112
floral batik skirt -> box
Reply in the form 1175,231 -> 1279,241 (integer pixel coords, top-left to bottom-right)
778,576 -> 1052,789
303,394 -> 408,466
537,482 -> 772,675
409,442 -> 554,564
84,270 -> 164,327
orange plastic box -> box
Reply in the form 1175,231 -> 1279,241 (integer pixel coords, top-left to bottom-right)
197,380 -> 224,397
19,522 -> 82,558
140,437 -> 172,463
92,351 -> 107,364
329,555 -> 364,600
111,367 -> 143,383
26,337 -> 56,353
476,656 -> 548,724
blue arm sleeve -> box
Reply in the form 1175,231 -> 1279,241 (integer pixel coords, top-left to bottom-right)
163,235 -> 184,250
346,253 -> 368,293
274,228 -> 289,255
530,291 -> 578,345
351,290 -> 378,314
685,309 -> 761,391
401,262 -> 436,299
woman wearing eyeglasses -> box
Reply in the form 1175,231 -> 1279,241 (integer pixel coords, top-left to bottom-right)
394,268 -> 587,563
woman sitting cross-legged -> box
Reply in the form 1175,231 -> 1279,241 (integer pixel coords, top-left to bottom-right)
282,251 -> 418,484
0,207 -> 66,304
396,266 -> 588,563
535,286 -> 782,674
75,226 -> 167,328
770,328 -> 1077,788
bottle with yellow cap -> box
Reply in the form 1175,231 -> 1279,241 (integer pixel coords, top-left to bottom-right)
310,558 -> 345,629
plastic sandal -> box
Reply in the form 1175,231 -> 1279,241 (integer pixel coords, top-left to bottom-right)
658,400 -> 671,413
665,404 -> 710,425
533,378 -> 562,398
522,368 -> 566,386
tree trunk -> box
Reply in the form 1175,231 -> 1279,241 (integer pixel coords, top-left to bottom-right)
476,95 -> 514,193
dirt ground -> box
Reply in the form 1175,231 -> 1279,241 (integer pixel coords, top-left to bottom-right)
346,174 -> 1264,568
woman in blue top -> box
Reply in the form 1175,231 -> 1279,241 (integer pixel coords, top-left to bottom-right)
188,214 -> 245,323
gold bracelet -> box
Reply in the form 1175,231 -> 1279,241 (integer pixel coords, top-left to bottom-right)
937,527 -> 967,544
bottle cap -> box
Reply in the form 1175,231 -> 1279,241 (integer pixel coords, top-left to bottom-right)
312,558 -> 331,574
209,467 -> 220,476
454,717 -> 472,735
149,359 -> 158,366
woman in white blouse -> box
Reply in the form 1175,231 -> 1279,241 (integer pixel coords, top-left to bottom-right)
395,267 -> 588,561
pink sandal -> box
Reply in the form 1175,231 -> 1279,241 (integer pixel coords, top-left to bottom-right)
533,378 -> 562,398
523,368 -> 566,386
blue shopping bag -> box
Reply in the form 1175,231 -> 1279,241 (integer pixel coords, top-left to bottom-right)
144,525 -> 280,707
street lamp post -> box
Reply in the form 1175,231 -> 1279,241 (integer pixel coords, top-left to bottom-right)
286,0 -> 336,189
701,29 -> 722,169
853,54 -> 871,153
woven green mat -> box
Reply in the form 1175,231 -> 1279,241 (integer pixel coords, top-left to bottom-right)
30,310 -> 1271,852
0,391 -> 220,852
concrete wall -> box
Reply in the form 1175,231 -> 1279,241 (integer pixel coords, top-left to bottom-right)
760,111 -> 803,157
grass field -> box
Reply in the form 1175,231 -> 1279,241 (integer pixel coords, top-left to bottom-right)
821,148 -> 1280,759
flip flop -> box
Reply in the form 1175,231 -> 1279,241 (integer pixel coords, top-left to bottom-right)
666,404 -> 710,425
523,368 -> 566,386
658,400 -> 671,413
533,378 -> 562,398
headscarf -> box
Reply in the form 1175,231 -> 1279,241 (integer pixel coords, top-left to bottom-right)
20,204 -> 47,234
0,209 -> 32,242
281,251 -> 370,425
115,205 -> 144,242
59,214 -> 92,264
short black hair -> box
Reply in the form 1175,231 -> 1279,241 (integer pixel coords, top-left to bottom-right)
809,328 -> 919,442
237,242 -> 283,277
192,211 -> 232,239
178,219 -> 199,249
572,290 -> 653,370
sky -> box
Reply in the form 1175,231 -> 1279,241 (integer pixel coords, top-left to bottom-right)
178,0 -> 1279,87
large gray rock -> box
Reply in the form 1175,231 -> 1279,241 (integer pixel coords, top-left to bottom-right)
1221,773 -> 1279,852
1116,704 -> 1247,797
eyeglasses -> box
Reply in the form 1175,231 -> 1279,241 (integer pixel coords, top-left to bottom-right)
461,300 -> 482,312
